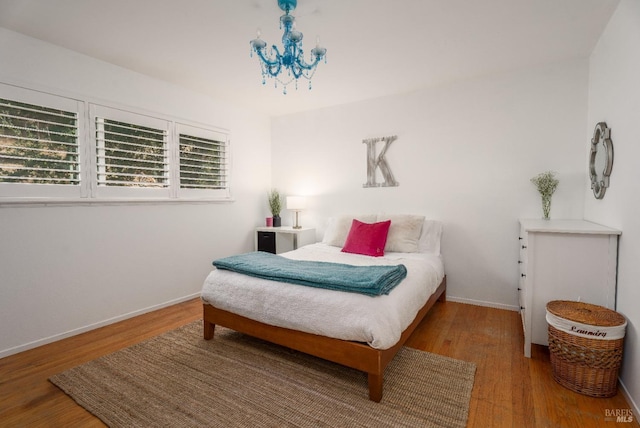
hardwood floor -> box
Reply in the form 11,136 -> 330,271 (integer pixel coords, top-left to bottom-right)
0,299 -> 202,427
405,301 -> 638,428
0,298 -> 636,427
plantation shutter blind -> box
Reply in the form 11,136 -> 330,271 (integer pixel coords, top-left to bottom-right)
0,97 -> 79,185
0,87 -> 232,202
179,133 -> 227,189
95,117 -> 168,188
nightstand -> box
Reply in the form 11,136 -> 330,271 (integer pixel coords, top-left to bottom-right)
255,226 -> 316,254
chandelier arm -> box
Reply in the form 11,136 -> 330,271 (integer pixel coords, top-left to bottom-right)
253,45 -> 284,77
266,63 -> 282,77
254,46 -> 281,68
293,55 -> 321,71
265,45 -> 284,76
290,63 -> 303,79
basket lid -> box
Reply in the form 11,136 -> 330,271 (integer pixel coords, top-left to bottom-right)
546,300 -> 625,327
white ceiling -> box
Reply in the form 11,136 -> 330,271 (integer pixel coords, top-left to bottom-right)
0,0 -> 620,117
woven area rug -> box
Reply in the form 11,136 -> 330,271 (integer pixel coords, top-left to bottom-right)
50,321 -> 476,427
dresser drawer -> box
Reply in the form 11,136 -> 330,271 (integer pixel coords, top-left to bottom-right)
518,283 -> 525,310
518,233 -> 528,264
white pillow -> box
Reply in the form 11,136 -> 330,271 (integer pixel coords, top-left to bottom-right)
322,214 -> 377,247
417,220 -> 443,254
377,214 -> 425,253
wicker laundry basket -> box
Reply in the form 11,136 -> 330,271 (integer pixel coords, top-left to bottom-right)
546,300 -> 626,398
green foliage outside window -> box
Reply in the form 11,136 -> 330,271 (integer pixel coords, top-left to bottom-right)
98,119 -> 167,187
0,98 -> 79,185
179,134 -> 226,189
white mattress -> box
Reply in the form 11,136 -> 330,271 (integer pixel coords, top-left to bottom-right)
200,243 -> 445,350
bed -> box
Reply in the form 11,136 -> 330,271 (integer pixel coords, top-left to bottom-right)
201,214 -> 445,402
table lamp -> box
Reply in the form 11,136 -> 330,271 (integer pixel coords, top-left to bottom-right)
286,196 -> 306,229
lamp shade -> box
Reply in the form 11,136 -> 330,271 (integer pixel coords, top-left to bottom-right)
286,196 -> 306,210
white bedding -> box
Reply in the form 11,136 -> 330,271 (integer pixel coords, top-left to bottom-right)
200,243 -> 445,350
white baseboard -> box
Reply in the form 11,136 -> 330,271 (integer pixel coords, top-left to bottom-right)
619,379 -> 640,418
446,295 -> 520,312
0,293 -> 200,359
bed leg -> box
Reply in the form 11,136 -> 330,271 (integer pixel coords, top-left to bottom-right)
368,373 -> 383,402
203,320 -> 215,340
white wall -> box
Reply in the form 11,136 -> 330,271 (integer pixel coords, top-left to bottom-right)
0,28 -> 271,357
584,0 -> 640,413
272,59 -> 589,310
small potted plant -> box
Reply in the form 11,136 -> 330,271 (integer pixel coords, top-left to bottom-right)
530,171 -> 559,220
268,189 -> 282,227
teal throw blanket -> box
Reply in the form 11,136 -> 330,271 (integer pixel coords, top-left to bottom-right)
212,252 -> 407,296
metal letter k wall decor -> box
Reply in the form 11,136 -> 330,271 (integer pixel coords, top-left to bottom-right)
363,136 -> 399,188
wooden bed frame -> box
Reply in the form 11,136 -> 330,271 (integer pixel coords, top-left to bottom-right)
202,276 -> 446,402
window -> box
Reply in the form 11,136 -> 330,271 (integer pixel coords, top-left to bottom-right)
177,123 -> 229,198
96,119 -> 168,188
90,104 -> 172,198
0,98 -> 79,185
0,84 -> 84,199
0,83 -> 231,203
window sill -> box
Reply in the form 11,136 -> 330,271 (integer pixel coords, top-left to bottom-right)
0,197 -> 235,207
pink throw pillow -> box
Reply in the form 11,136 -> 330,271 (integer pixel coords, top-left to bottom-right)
341,219 -> 391,257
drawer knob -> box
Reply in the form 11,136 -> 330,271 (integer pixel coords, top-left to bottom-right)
521,273 -> 526,278
518,260 -> 523,264
520,306 -> 525,310
521,245 -> 527,249
518,237 -> 523,240
517,287 -> 522,291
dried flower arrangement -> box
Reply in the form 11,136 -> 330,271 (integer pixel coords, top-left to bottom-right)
530,171 -> 559,220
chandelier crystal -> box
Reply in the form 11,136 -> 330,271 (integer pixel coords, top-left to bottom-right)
250,0 -> 327,94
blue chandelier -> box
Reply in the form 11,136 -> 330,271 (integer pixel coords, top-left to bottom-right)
250,0 -> 327,94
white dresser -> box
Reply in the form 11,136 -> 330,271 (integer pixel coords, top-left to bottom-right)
517,219 -> 621,358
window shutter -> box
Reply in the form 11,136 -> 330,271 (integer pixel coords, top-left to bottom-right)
95,117 -> 168,188
1,85 -> 231,203
179,133 -> 227,190
0,97 -> 79,185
